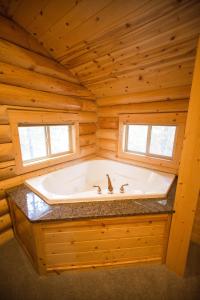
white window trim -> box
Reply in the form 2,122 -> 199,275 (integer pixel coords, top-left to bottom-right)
124,124 -> 177,160
19,124 -> 74,165
8,110 -> 80,175
118,112 -> 187,174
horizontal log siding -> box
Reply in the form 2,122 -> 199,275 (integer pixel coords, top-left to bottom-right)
0,17 -> 97,246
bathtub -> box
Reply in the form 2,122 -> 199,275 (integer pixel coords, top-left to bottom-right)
25,159 -> 175,204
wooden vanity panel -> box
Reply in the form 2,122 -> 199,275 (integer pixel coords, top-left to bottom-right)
10,202 -> 38,266
41,214 -> 170,272
9,202 -> 47,274
45,235 -> 164,254
11,204 -> 37,261
43,223 -> 166,243
10,203 -> 171,275
46,245 -> 163,267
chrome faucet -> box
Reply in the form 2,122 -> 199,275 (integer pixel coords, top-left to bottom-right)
106,174 -> 113,194
120,184 -> 128,193
93,185 -> 101,194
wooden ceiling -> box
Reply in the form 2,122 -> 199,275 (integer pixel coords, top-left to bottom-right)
0,0 -> 200,98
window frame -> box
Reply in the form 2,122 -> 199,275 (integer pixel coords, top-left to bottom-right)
118,112 -> 186,174
18,124 -> 74,164
124,124 -> 177,159
8,110 -> 80,175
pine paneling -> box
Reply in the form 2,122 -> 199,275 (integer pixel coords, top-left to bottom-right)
9,202 -> 171,274
0,15 -> 49,57
0,1 -> 198,260
0,0 -> 199,98
166,38 -> 200,275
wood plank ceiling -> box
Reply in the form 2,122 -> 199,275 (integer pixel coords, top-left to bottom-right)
0,0 -> 200,98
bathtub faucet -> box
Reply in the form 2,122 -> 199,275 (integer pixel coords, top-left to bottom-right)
106,174 -> 113,194
93,185 -> 101,194
120,184 -> 129,193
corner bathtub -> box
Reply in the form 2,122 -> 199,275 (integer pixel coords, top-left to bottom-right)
25,159 -> 175,205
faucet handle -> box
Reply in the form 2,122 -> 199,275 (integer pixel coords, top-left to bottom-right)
93,185 -> 102,194
120,184 -> 128,193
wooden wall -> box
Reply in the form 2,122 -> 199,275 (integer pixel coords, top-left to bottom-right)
0,16 -> 97,245
0,0 -> 199,98
10,207 -> 171,274
96,87 -> 189,171
191,193 -> 200,245
0,1 -> 199,251
166,38 -> 200,275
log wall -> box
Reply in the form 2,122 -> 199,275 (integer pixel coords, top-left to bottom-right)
0,16 -> 96,246
96,89 -> 189,170
0,12 -> 196,253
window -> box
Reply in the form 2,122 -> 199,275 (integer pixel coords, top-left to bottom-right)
18,124 -> 73,164
125,124 -> 176,159
149,126 -> 176,157
126,125 -> 148,154
8,110 -> 79,174
49,125 -> 71,155
118,113 -> 186,173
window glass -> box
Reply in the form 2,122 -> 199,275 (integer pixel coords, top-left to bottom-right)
18,124 -> 73,164
49,125 -> 71,154
125,124 -> 176,159
18,126 -> 47,161
149,126 -> 176,157
126,125 -> 148,153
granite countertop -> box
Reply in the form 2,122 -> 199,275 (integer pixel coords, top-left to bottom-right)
7,180 -> 176,223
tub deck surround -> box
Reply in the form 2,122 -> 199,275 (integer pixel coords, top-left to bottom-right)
24,159 -> 175,204
7,180 -> 176,274
7,179 -> 176,222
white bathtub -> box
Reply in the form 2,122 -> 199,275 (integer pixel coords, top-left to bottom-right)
25,159 -> 175,204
